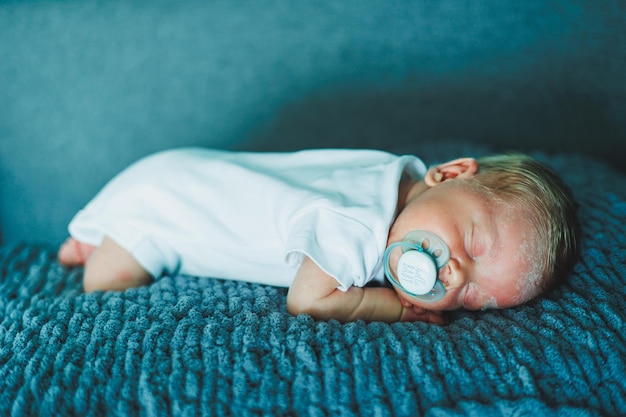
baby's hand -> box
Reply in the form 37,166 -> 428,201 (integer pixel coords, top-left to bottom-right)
400,305 -> 448,325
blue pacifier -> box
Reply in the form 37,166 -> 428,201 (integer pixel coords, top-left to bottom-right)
383,230 -> 450,303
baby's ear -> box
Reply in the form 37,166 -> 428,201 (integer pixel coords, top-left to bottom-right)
424,157 -> 478,187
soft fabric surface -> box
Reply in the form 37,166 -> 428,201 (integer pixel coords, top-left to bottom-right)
1,143 -> 625,416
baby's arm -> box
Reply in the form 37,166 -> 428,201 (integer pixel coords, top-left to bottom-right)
287,256 -> 446,324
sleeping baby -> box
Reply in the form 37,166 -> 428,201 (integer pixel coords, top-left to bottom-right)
58,147 -> 579,324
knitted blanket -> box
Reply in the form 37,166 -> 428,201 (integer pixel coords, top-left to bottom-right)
1,143 -> 625,416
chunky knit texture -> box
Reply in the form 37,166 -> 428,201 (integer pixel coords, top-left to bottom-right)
1,144 -> 625,416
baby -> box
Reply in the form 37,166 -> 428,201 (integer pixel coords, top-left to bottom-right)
58,148 -> 579,324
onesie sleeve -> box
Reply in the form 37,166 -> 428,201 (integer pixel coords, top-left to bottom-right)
284,208 -> 383,291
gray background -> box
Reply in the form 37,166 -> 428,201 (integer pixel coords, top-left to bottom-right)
1,0 -> 624,246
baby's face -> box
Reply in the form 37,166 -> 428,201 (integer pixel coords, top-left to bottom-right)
388,180 -> 542,311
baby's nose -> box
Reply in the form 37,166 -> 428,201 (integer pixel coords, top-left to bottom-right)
439,259 -> 467,290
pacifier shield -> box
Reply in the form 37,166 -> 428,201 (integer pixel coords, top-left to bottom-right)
383,230 -> 450,303
402,230 -> 450,269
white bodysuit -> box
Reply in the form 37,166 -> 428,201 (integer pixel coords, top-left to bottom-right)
68,148 -> 427,290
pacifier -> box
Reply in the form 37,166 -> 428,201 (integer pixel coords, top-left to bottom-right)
383,230 -> 450,303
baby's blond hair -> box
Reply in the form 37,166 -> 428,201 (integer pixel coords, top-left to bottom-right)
466,152 -> 580,297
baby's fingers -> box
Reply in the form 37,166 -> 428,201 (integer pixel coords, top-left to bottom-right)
400,306 -> 448,325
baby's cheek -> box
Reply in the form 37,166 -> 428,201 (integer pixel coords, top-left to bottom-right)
481,297 -> 499,311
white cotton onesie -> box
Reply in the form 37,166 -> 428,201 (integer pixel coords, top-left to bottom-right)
68,148 -> 427,290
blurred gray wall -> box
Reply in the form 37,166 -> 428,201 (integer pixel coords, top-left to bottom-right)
1,0 -> 624,246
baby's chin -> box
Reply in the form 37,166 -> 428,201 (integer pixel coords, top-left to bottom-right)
396,289 -> 462,312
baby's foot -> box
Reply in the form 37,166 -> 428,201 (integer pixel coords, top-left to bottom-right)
58,238 -> 96,266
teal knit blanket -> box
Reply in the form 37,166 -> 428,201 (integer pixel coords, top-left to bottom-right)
1,144 -> 625,416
